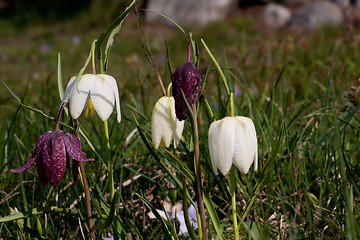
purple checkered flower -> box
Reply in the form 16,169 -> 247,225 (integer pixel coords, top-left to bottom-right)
171,61 -> 202,121
10,131 -> 93,187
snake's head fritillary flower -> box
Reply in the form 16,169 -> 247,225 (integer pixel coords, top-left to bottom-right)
208,116 -> 258,175
151,96 -> 185,149
172,62 -> 202,121
10,131 -> 93,187
62,74 -> 121,122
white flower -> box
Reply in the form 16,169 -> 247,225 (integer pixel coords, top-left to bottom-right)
151,96 -> 184,149
62,74 -> 121,122
208,116 -> 258,175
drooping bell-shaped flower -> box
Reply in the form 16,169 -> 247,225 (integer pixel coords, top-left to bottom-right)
62,74 -> 121,122
10,131 -> 93,187
172,61 -> 202,121
151,96 -> 184,149
208,116 -> 258,175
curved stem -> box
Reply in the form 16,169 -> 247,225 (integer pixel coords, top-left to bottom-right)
192,105 -> 207,240
74,121 -> 95,239
231,166 -> 239,240
135,7 -> 166,96
55,101 -> 68,131
79,162 -> 95,239
167,82 -> 172,97
187,44 -> 192,62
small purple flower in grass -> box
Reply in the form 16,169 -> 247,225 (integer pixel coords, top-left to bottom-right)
148,199 -> 201,236
10,131 -> 93,187
172,61 -> 202,121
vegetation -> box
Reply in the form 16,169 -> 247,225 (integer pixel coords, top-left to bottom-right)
0,1 -> 359,239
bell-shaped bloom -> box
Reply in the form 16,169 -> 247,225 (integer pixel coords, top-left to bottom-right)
151,96 -> 184,149
10,131 -> 93,187
208,116 -> 258,175
62,74 -> 121,122
172,62 -> 202,121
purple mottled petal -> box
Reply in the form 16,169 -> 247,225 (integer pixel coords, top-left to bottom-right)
10,157 -> 37,173
72,160 -> 79,186
62,132 -> 94,162
172,62 -> 202,121
37,131 -> 67,187
36,132 -> 54,186
36,154 -> 49,186
10,131 -> 52,173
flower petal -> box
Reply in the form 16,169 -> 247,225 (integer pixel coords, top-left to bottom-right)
232,117 -> 258,174
10,131 -> 50,173
170,97 -> 185,148
36,131 -> 67,187
62,132 -> 93,162
98,74 -> 121,122
152,97 -> 175,149
208,117 -> 235,175
187,202 -> 197,221
69,74 -> 98,119
89,75 -> 115,121
148,209 -> 168,220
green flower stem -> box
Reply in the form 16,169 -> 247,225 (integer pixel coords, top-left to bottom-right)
230,92 -> 235,117
103,120 -> 114,201
79,162 -> 95,239
231,166 -> 239,240
167,82 -> 172,97
91,43 -> 97,74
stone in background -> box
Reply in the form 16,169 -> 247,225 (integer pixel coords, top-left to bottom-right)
288,0 -> 344,30
264,3 -> 292,28
145,0 -> 237,26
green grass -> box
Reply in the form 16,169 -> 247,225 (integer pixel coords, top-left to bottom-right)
0,2 -> 360,239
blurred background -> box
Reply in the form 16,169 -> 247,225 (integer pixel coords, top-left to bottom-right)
1,0 -> 359,123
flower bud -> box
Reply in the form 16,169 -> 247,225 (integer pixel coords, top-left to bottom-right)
172,62 -> 202,121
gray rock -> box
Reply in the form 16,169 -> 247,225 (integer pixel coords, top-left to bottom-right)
280,0 -> 312,5
289,0 -> 344,30
145,0 -> 237,26
353,0 -> 360,9
331,0 -> 350,8
264,3 -> 292,28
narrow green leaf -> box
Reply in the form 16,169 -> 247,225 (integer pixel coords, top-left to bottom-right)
203,192 -> 224,240
104,0 -> 140,71
57,53 -> 64,101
